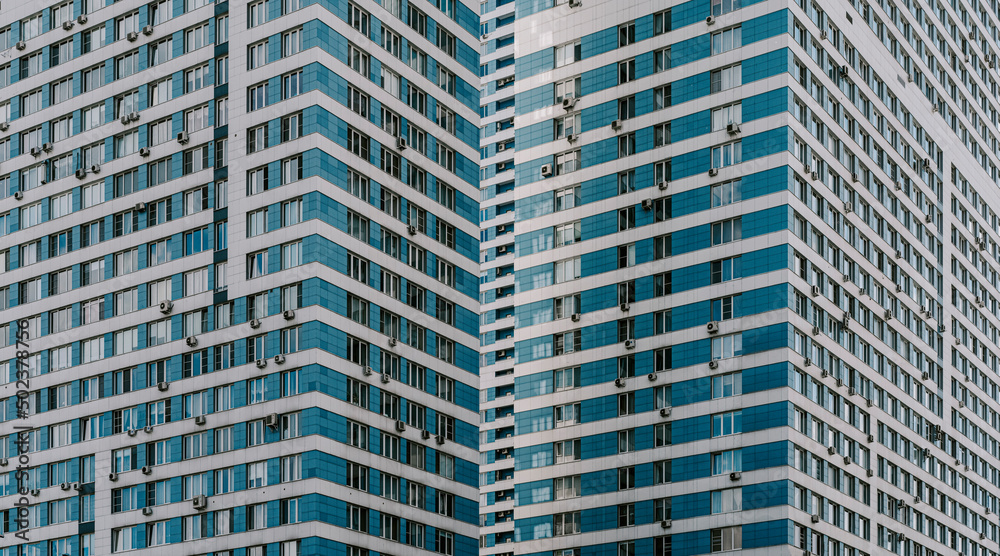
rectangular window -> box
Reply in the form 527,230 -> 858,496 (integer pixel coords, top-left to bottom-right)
711,179 -> 742,207
711,217 -> 742,245
711,256 -> 740,283
711,64 -> 742,93
556,150 -> 579,174
348,43 -> 369,76
282,70 -> 302,98
712,372 -> 742,399
711,333 -> 742,359
711,526 -> 742,552
712,103 -> 742,130
248,83 -> 267,111
712,411 -> 742,437
712,26 -> 743,54
554,40 -> 581,67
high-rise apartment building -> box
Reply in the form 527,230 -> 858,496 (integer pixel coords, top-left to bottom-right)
494,0 -> 1000,554
476,0 -> 517,551
0,0 -> 480,553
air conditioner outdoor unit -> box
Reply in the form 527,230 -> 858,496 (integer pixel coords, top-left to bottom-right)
641,199 -> 653,210
730,472 -> 741,481
647,373 -> 656,382
421,430 -> 431,440
498,142 -> 506,151
562,97 -> 577,109
159,300 -> 172,313
389,337 -> 398,347
381,373 -> 391,383
266,414 -> 280,428
177,131 -> 189,144
255,359 -> 267,369
566,133 -> 576,143
571,313 -> 580,322
706,15 -> 716,24
127,32 -> 138,41
143,25 -> 154,35
142,507 -> 154,516
658,181 -> 668,191
396,420 -> 406,432
708,168 -> 719,176
121,115 -> 131,125
274,354 -> 286,364
76,168 -> 87,179
614,378 -> 625,387
145,425 -> 154,433
72,482 -> 81,490
195,415 -> 206,425
250,318 -> 262,329
15,41 -> 26,50
839,65 -> 848,77
186,336 -> 198,347
0,122 -> 8,131
63,21 -> 74,31
396,137 -> 407,150
109,472 -> 119,482
660,407 -> 671,417
13,191 -> 23,200
611,119 -> 621,131
620,303 -> 630,312
568,0 -> 581,6
408,225 -> 418,235
707,322 -> 720,333
157,382 -> 169,391
135,201 -> 146,212
129,112 -> 139,122
60,482 -> 70,490
139,147 -> 151,157
127,428 -> 137,437
661,519 -> 672,528
141,466 -> 152,475
843,201 -> 853,213
811,285 -> 820,297
811,515 -> 820,523
436,435 -> 445,445
77,15 -> 88,24
709,360 -> 719,369
283,310 -> 295,320
624,339 -> 636,349
541,164 -> 553,177
827,446 -> 836,455
810,171 -> 818,181
362,366 -> 374,376
726,123 -> 740,134
193,495 -> 208,510
30,147 -> 41,157
843,456 -> 852,465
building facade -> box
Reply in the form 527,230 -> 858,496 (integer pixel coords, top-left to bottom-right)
476,0 -> 517,551
498,0 -> 1000,554
0,0 -> 480,554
